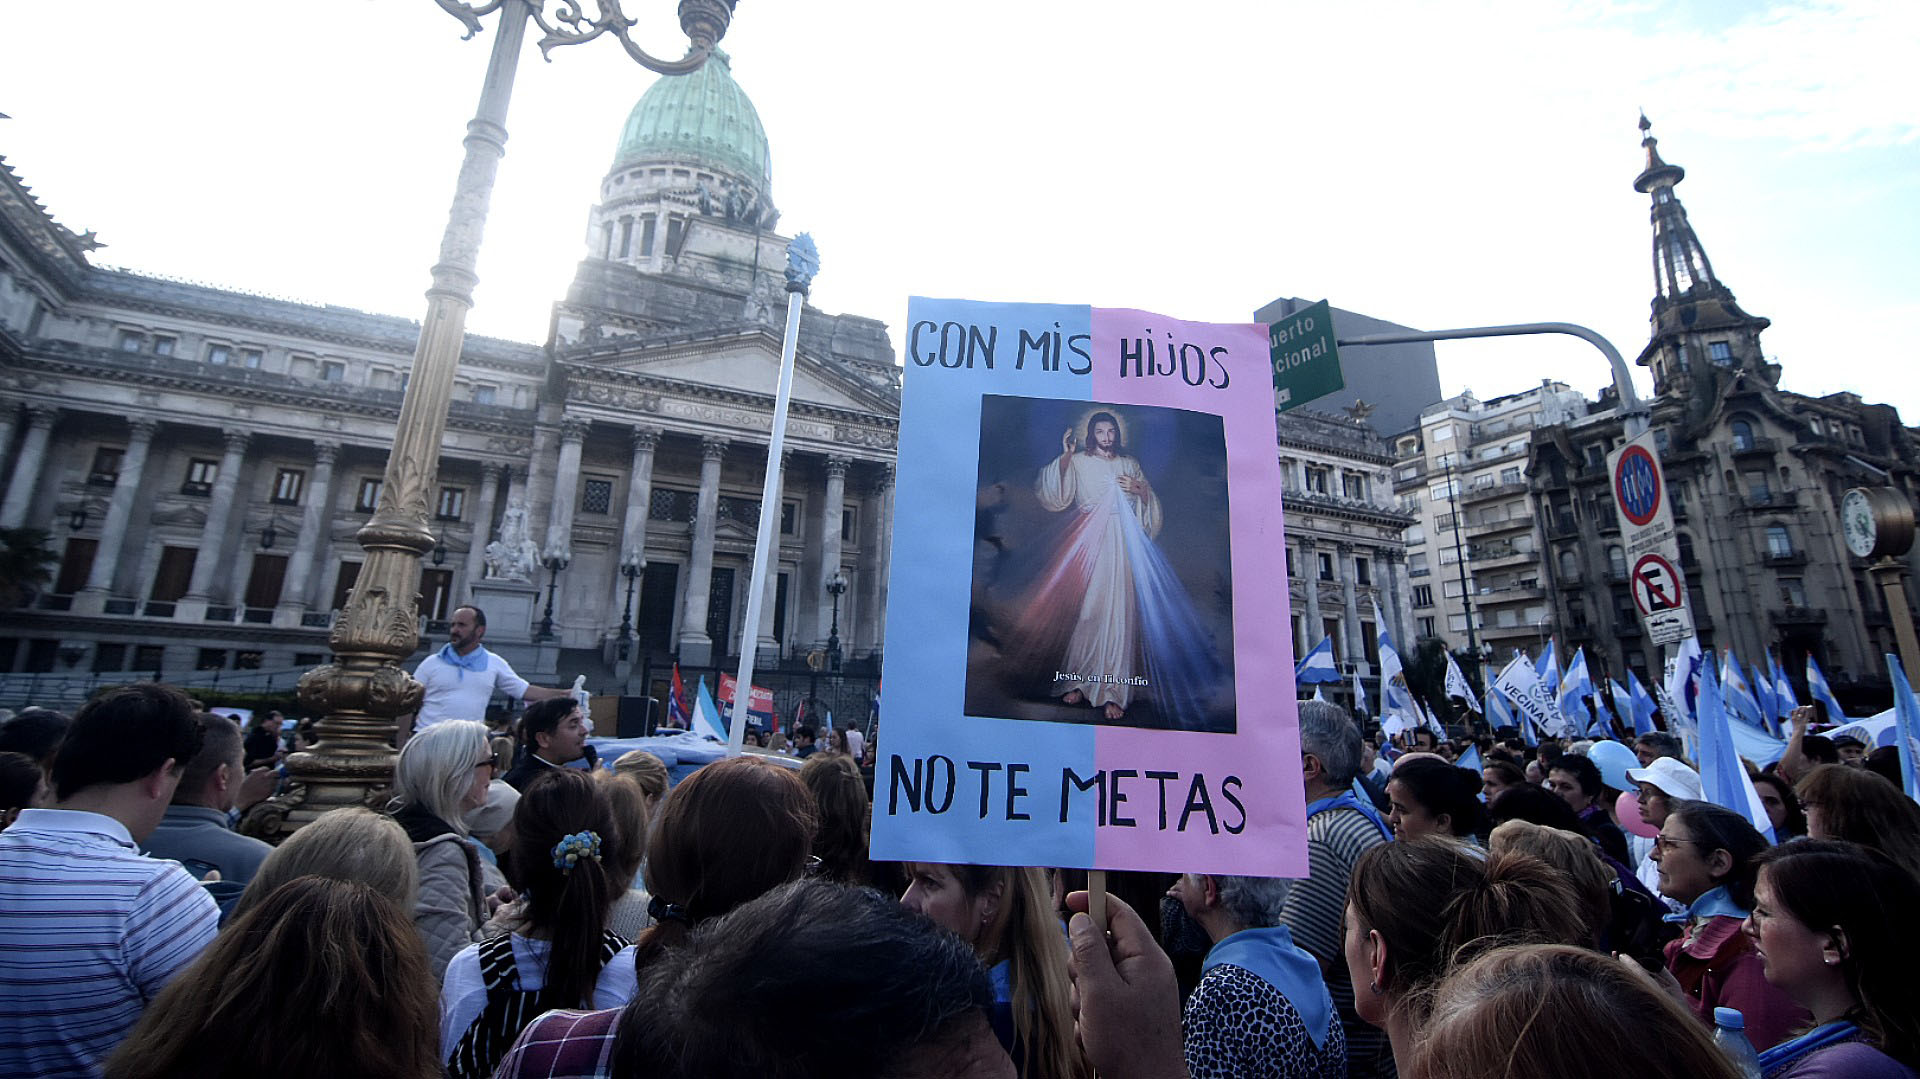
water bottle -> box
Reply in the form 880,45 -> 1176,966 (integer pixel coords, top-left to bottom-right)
1711,1007 -> 1763,1079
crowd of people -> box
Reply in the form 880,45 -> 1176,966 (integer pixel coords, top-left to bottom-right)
1,685 -> 1917,1079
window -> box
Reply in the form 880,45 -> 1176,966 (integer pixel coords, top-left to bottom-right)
91,643 -> 127,673
1500,466 -> 1522,485
617,217 -> 634,258
843,507 -> 856,540
206,344 -> 231,365
196,648 -> 226,671
1342,473 -> 1366,500
640,214 -> 658,255
1766,525 -> 1793,558
1559,549 -> 1579,576
780,500 -> 798,535
1412,585 -> 1434,608
1304,467 -> 1329,495
1677,532 -> 1696,565
1286,548 -> 1296,577
133,644 -> 165,672
1779,578 -> 1807,607
1709,341 -> 1733,365
1585,444 -> 1606,467
666,216 -> 687,253
1432,426 -> 1454,442
152,335 -> 175,357
1405,524 -> 1424,544
1428,479 -> 1459,501
240,348 -> 263,369
117,330 -> 143,352
1317,552 -> 1334,581
436,486 -> 465,521
356,478 -> 383,512
1398,494 -> 1422,514
1447,614 -> 1469,632
1675,343 -> 1689,371
295,652 -> 326,667
1419,616 -> 1437,637
1443,579 -> 1465,599
235,650 -> 264,670
580,477 -> 614,515
1654,428 -> 1670,453
272,468 -> 305,505
1731,419 -> 1756,451
182,458 -> 218,496
319,360 -> 347,383
1607,545 -> 1626,577
89,447 -> 123,487
1409,552 -> 1429,575
1745,470 -> 1772,501
473,384 -> 497,405
1356,557 -> 1371,585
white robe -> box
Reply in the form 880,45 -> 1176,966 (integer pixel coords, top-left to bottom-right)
1034,450 -> 1163,709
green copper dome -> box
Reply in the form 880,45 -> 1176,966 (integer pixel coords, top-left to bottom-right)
612,50 -> 771,188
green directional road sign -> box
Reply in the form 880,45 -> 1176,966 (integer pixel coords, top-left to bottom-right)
1268,299 -> 1344,412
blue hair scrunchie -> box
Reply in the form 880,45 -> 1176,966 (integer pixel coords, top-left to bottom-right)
550,830 -> 602,873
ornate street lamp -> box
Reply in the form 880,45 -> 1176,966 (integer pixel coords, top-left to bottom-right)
538,545 -> 571,640
252,0 -> 739,841
824,570 -> 847,674
618,549 -> 643,659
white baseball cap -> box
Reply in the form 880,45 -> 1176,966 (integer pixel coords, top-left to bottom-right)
1625,756 -> 1703,801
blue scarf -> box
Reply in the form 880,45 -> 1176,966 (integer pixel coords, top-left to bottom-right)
1204,926 -> 1336,1050
1307,788 -> 1394,843
1758,1021 -> 1860,1077
1663,884 -> 1750,925
437,643 -> 490,680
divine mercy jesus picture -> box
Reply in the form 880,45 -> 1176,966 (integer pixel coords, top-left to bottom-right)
964,395 -> 1237,733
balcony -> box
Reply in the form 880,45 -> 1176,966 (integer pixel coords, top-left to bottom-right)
1481,621 -> 1545,640
1460,478 -> 1529,505
1772,606 -> 1828,626
1546,514 -> 1580,539
1476,583 -> 1546,605
1730,437 -> 1778,459
1743,491 -> 1799,511
1408,566 -> 1432,578
1764,550 -> 1810,568
1470,543 -> 1537,570
1466,515 -> 1535,539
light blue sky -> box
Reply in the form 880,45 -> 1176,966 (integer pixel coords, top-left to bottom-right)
3,0 -> 1915,426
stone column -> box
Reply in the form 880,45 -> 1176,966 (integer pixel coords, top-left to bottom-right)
1299,537 -> 1322,650
754,449 -> 790,654
275,442 -> 340,625
855,465 -> 892,658
677,437 -> 727,666
1380,547 -> 1409,647
544,415 -> 589,558
0,405 -> 56,528
180,430 -> 252,612
463,462 -> 503,589
612,428 -> 659,638
76,417 -> 160,611
1338,542 -> 1363,669
816,455 -> 850,647
0,400 -> 18,478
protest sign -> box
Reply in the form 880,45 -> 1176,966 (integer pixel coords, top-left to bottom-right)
870,298 -> 1305,877
716,673 -> 777,730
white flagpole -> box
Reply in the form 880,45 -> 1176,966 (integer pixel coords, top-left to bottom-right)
728,236 -> 817,754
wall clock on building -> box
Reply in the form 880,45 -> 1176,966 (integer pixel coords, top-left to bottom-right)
1841,487 -> 1915,560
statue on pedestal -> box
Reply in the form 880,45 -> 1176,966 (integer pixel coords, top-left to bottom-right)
484,497 -> 541,581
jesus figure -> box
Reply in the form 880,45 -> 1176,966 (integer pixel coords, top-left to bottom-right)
1034,411 -> 1162,721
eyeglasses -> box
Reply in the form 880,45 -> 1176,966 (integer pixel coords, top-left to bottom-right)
1652,835 -> 1699,854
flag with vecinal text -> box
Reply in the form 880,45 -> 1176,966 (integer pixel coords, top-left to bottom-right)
1495,653 -> 1562,739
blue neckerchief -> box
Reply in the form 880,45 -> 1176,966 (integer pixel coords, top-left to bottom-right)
1662,884 -> 1750,925
988,958 -> 1013,1005
438,643 -> 489,680
1307,788 -> 1393,843
1204,926 -> 1336,1050
1758,1021 -> 1860,1076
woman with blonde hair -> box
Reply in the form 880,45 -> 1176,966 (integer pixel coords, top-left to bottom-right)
1410,944 -> 1742,1079
901,862 -> 1088,1079
104,876 -> 440,1079
611,749 -> 669,811
389,719 -> 496,979
230,806 -> 416,922
1342,837 -> 1586,1073
595,769 -> 654,939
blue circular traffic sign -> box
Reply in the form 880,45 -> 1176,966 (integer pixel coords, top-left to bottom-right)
1614,446 -> 1662,527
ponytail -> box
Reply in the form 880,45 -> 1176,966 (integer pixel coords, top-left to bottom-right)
507,769 -> 622,1006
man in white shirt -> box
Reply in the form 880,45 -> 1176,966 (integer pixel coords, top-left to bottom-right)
409,605 -> 569,738
0,683 -> 221,1078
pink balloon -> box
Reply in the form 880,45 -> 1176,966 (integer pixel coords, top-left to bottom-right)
1617,791 -> 1658,838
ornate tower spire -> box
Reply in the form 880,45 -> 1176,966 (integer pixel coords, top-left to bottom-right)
1631,115 -> 1771,396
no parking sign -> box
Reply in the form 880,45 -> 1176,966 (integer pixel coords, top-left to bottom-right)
1608,432 -> 1694,645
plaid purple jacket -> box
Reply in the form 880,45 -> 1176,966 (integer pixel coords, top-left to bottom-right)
492,1007 -> 622,1079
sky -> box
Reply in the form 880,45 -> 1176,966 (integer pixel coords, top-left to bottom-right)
3,0 -> 1917,425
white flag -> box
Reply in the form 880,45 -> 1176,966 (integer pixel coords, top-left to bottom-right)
1444,652 -> 1480,712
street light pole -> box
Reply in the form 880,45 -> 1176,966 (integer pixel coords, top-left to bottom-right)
618,555 -> 641,659
825,571 -> 847,673
254,0 -> 739,840
538,549 -> 570,639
